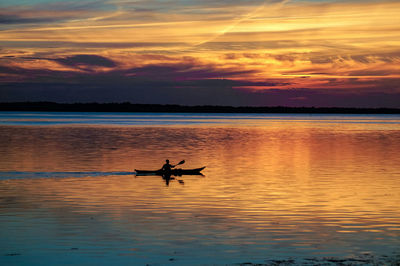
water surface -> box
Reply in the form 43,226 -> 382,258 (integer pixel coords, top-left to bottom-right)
1,112 -> 400,265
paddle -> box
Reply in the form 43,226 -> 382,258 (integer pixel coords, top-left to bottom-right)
174,160 -> 185,167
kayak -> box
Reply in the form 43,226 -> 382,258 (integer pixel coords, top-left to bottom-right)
135,167 -> 205,176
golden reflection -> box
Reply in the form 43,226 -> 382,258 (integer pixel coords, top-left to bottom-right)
1,120 -> 400,242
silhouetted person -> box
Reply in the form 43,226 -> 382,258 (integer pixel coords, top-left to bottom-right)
161,159 -> 177,172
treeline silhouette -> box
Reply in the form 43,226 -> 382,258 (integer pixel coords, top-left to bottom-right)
1,102 -> 399,114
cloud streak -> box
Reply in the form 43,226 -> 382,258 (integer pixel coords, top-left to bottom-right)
54,54 -> 117,68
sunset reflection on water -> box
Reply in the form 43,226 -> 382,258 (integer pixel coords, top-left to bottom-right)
0,113 -> 400,265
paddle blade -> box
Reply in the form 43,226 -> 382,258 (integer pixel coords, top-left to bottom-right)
178,160 -> 185,165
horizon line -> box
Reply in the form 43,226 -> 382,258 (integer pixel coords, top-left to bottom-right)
1,102 -> 400,114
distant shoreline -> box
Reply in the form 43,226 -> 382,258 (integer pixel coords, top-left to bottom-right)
1,102 -> 400,114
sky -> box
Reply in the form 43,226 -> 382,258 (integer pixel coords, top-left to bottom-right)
0,0 -> 399,107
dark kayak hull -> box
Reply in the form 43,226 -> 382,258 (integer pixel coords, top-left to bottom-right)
135,167 -> 205,176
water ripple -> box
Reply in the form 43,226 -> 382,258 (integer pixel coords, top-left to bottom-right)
0,171 -> 134,180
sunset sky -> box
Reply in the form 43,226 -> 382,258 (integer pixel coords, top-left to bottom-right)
1,0 -> 399,107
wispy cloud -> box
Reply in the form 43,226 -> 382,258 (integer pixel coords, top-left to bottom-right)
54,54 -> 117,68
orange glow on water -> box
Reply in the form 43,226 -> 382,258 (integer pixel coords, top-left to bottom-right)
1,119 -> 400,228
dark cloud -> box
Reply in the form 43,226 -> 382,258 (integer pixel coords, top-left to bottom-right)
0,40 -> 182,48
1,59 -> 399,108
378,51 -> 400,63
351,55 -> 371,64
0,65 -> 56,77
54,54 -> 117,68
0,14 -> 61,24
0,1 -> 120,29
234,87 -> 400,108
309,56 -> 338,64
2,78 -> 400,108
310,51 -> 400,65
347,69 -> 397,76
0,66 -> 16,74
124,64 -> 256,81
113,0 -> 266,13
0,61 -> 280,105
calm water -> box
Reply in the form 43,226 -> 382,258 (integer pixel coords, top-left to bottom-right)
0,112 -> 400,265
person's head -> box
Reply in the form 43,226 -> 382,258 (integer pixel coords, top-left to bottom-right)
166,159 -> 169,163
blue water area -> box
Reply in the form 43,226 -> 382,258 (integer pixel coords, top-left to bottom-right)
1,111 -> 400,126
1,112 -> 400,265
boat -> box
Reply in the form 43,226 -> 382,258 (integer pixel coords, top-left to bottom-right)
135,167 -> 205,176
